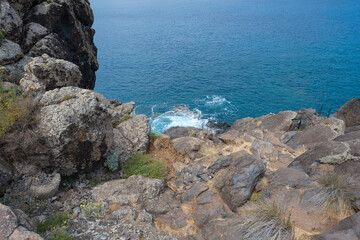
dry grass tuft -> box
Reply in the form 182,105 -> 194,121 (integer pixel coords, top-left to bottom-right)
241,198 -> 295,240
310,172 -> 357,219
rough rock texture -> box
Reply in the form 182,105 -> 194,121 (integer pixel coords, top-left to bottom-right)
20,54 -> 82,94
289,141 -> 353,176
163,126 -> 214,141
172,137 -> 201,154
286,124 -> 339,150
334,98 -> 360,128
0,203 -> 43,240
68,218 -> 178,240
317,212 -> 360,240
116,115 -> 150,153
17,87 -> 113,175
1,0 -> 98,88
0,39 -> 23,65
214,154 -> 266,211
29,173 -> 61,200
0,157 -> 13,196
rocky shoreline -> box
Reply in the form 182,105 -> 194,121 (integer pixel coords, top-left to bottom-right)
1,1 -> 360,240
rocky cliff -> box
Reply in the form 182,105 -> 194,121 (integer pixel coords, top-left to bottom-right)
1,1 -> 360,240
0,0 -> 98,89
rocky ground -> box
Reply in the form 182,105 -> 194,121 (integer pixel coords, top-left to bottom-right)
1,0 -> 360,240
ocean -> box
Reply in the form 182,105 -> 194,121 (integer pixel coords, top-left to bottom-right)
91,0 -> 360,133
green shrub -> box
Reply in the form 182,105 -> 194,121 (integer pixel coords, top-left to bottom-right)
310,172 -> 357,219
151,132 -> 158,142
249,192 -> 260,202
122,153 -> 166,180
240,198 -> 294,240
48,230 -> 72,240
104,150 -> 119,171
81,201 -> 104,218
36,212 -> 70,234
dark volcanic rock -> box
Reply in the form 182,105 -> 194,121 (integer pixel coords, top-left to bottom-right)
2,0 -> 98,89
288,141 -> 351,176
214,154 -> 266,211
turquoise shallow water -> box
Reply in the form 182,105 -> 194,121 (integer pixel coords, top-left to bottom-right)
91,0 -> 360,133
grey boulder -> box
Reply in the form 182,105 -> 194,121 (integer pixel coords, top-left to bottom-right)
214,154 -> 266,211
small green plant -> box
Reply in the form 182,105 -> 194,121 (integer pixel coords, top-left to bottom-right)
104,150 -> 119,171
90,179 -> 101,187
122,153 -> 166,180
249,192 -> 260,202
81,201 -> 104,218
0,67 -> 32,136
188,129 -> 196,137
310,172 -> 357,219
151,132 -> 158,142
48,230 -> 72,240
241,198 -> 294,240
112,114 -> 133,127
36,212 -> 71,234
62,94 -> 75,101
120,113 -> 132,122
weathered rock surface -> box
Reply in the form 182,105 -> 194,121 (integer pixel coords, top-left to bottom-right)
289,141 -> 352,176
0,203 -> 43,240
334,98 -> 360,128
2,0 -> 98,88
115,114 -> 151,154
286,124 -> 339,150
68,218 -> 178,240
20,54 -> 82,94
0,0 -> 22,40
19,87 -> 113,175
172,137 -> 201,154
214,154 -> 266,211
0,39 -> 23,65
317,212 -> 360,240
29,173 -> 61,200
163,126 -> 213,141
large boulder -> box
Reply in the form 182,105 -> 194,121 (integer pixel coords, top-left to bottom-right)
27,33 -> 67,60
0,0 -> 22,41
288,141 -> 352,176
286,123 -> 341,151
115,114 -> 150,153
163,126 -> 214,141
20,54 -> 82,94
214,154 -> 266,211
334,98 -> 360,128
172,137 -> 201,154
0,39 -> 23,65
22,22 -> 49,52
21,87 -> 113,175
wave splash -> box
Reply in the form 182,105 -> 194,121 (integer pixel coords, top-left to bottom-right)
149,95 -> 238,134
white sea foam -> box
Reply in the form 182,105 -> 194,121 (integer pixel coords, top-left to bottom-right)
150,106 -> 209,134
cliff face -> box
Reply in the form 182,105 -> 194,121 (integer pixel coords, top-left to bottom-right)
0,0 -> 98,89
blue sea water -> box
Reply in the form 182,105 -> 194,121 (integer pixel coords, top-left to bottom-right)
91,0 -> 360,133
